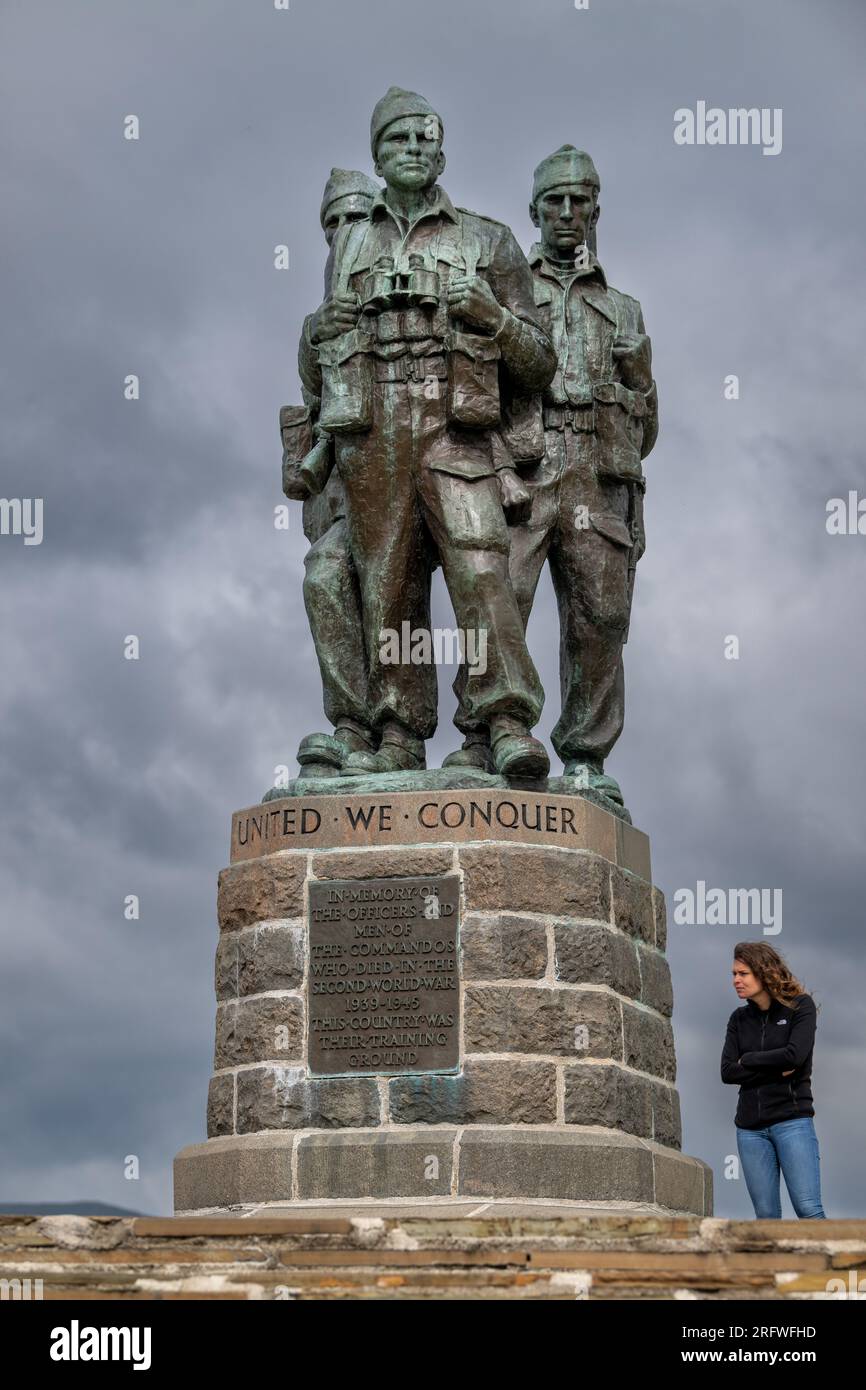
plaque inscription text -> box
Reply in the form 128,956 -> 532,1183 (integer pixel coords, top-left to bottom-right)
307,875 -> 460,1078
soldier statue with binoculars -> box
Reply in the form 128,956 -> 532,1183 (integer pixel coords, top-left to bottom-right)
296,86 -> 556,780
277,92 -> 657,818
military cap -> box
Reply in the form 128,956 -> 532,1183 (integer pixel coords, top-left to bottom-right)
370,86 -> 443,155
320,168 -> 379,228
532,145 -> 600,201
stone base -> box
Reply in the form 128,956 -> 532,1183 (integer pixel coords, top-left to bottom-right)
175,1129 -> 711,1215
176,788 -> 711,1216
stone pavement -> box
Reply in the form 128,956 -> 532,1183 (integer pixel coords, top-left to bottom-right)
3,1211 -> 863,1300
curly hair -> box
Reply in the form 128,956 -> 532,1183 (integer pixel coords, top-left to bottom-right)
733,942 -> 814,1009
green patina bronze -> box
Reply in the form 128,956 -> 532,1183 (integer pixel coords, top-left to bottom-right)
445,144 -> 658,810
273,95 -> 658,818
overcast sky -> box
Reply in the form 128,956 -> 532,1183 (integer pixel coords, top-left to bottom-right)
1,0 -> 864,1217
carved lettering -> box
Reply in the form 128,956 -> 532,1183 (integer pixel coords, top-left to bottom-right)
232,792 -> 597,857
308,875 -> 460,1077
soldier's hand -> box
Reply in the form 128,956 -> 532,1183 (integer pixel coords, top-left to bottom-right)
498,468 -> 532,526
310,296 -> 360,344
613,333 -> 652,390
447,275 -> 506,334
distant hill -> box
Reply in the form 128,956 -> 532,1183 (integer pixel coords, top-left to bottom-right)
0,1201 -> 150,1217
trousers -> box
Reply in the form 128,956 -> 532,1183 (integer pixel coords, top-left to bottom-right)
736,1116 -> 827,1219
454,425 -> 633,759
509,428 -> 633,762
302,518 -> 370,731
335,378 -> 544,739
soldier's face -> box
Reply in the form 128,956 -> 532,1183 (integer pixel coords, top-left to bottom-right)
323,195 -> 372,247
533,183 -> 599,256
374,116 -> 444,193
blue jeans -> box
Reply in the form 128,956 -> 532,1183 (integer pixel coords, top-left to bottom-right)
736,1116 -> 826,1218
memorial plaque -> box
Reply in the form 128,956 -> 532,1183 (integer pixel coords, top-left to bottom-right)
307,874 -> 460,1077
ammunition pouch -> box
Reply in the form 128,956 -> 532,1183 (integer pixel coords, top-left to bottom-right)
317,327 -> 373,434
591,380 -> 649,486
372,354 -> 448,384
543,402 -> 596,432
589,510 -> 633,549
446,330 -> 501,429
612,333 -> 653,394
279,405 -> 314,500
502,394 -> 545,465
592,381 -> 647,416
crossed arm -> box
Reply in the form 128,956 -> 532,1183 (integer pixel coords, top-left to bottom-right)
720,998 -> 816,1084
720,1016 -> 766,1085
738,997 -> 817,1070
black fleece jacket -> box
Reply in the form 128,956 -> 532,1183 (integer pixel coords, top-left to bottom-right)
720,993 -> 817,1129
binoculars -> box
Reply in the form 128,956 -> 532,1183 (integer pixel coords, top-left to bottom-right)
360,254 -> 440,313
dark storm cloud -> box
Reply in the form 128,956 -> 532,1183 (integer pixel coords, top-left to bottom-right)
1,0 -> 864,1215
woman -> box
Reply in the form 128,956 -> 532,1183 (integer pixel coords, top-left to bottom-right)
720,942 -> 826,1219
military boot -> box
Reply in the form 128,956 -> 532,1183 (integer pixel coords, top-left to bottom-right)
441,730 -> 495,774
489,715 -> 549,780
297,720 -> 376,778
563,758 -> 625,807
342,719 -> 426,775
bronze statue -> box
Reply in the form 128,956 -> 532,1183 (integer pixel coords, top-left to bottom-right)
446,147 -> 658,810
280,170 -> 381,778
297,88 -> 556,779
276,109 -> 657,813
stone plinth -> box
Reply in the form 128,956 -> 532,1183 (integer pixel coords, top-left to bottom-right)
174,787 -> 712,1216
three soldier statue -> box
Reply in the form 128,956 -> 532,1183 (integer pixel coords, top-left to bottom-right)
280,87 -> 658,813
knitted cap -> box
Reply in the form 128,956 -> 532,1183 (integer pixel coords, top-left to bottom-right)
320,168 -> 379,227
532,145 -> 600,201
370,86 -> 442,155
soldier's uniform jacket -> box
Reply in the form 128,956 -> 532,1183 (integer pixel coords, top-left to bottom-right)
528,244 -> 658,488
297,187 -> 555,480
